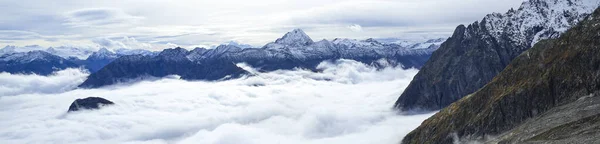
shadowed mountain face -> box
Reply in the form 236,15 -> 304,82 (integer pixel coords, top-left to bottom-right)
71,48 -> 158,73
401,7 -> 600,144
394,0 -> 599,112
78,29 -> 438,88
79,48 -> 248,88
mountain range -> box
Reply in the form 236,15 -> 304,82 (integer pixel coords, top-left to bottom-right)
79,29 -> 444,88
394,0 -> 600,112
2,0 -> 600,143
0,51 -> 80,75
0,30 -> 446,87
0,46 -> 157,75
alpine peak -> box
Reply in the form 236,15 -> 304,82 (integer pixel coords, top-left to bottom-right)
273,28 -> 314,47
97,48 -> 114,54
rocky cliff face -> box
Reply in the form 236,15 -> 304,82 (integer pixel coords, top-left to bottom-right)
401,7 -> 600,144
394,0 -> 599,112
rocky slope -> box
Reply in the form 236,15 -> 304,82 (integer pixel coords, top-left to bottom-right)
394,0 -> 600,112
401,7 -> 600,144
487,95 -> 600,143
79,29 -> 439,88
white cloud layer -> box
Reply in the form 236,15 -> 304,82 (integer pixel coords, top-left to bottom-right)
0,68 -> 89,96
0,59 -> 434,144
347,24 -> 362,32
92,36 -> 153,50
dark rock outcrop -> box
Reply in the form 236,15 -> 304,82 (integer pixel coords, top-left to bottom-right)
401,7 -> 600,144
394,0 -> 598,112
68,97 -> 115,112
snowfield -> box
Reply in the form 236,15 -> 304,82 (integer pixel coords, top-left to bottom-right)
0,59 -> 434,144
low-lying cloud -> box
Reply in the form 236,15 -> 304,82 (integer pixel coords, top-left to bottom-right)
347,24 -> 363,32
0,59 -> 434,144
0,68 -> 89,96
92,36 -> 153,50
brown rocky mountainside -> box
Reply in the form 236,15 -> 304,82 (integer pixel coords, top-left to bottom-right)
401,7 -> 600,144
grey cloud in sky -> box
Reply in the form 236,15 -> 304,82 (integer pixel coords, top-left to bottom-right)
0,30 -> 42,40
63,8 -> 144,28
0,0 -> 524,49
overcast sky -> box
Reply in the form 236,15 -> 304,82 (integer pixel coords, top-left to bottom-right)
0,0 -> 524,50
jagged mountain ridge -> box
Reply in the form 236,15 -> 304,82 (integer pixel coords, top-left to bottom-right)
401,7 -> 600,143
0,45 -> 96,60
394,0 -> 600,112
81,48 -> 158,72
0,45 -> 157,60
0,51 -> 79,75
380,37 -> 446,50
0,47 -> 158,74
0,32 -> 443,76
78,29 -> 443,88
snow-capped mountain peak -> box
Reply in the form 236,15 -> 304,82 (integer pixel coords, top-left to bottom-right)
406,38 -> 445,50
158,47 -> 189,61
87,48 -> 118,60
0,45 -> 17,55
0,50 -> 60,63
276,29 -> 313,46
263,29 -> 314,49
1,45 -> 158,60
483,0 -> 600,48
423,38 -> 445,43
114,48 -> 157,56
331,38 -> 385,48
224,41 -> 254,49
214,45 -> 242,53
97,48 -> 113,54
363,38 -> 381,44
201,45 -> 243,59
46,46 -> 96,59
0,45 -> 46,56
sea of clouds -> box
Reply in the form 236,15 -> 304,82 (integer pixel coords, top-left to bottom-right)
0,59 -> 434,144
